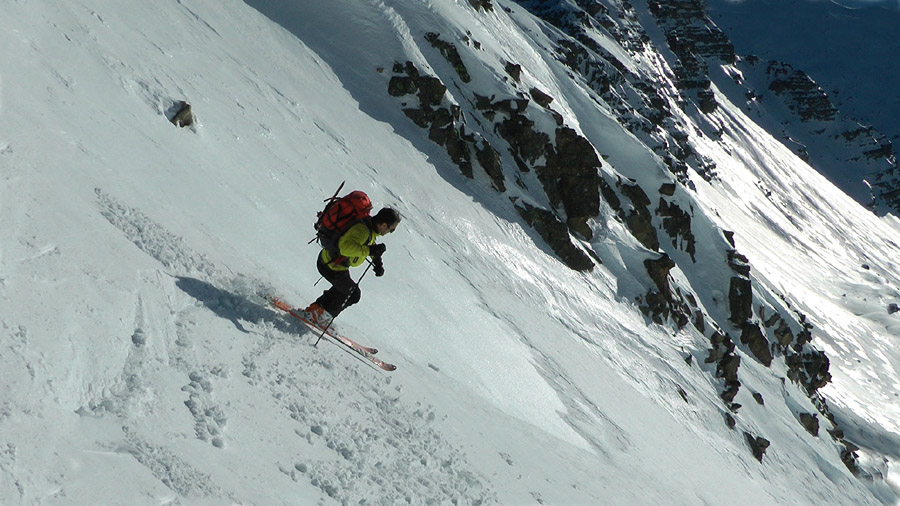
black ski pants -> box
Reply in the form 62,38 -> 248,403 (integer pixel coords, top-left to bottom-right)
314,255 -> 361,316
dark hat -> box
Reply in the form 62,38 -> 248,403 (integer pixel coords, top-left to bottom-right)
373,207 -> 402,226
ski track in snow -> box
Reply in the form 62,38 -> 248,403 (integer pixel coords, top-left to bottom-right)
92,187 -> 496,504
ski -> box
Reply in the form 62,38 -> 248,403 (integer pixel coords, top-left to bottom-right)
268,296 -> 379,354
266,296 -> 396,372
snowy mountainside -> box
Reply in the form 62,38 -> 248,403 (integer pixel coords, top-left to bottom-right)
704,0 -> 900,214
1,0 -> 899,505
706,0 -> 900,144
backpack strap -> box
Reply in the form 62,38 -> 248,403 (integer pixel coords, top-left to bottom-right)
326,218 -> 375,267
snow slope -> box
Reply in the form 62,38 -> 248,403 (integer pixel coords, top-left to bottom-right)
706,0 -> 900,144
1,0 -> 898,505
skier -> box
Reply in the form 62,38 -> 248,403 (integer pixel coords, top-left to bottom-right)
301,206 -> 402,327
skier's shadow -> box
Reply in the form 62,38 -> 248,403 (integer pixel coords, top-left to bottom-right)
174,276 -> 305,336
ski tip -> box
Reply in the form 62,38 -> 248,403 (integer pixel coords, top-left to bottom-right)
267,296 -> 292,312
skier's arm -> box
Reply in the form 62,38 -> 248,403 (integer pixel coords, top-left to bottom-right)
337,223 -> 373,259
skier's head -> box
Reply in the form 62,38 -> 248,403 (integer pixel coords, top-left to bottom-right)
373,207 -> 402,234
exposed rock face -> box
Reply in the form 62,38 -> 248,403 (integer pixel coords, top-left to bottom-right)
707,330 -> 741,409
787,348 -> 832,395
864,159 -> 900,215
799,413 -> 820,436
425,32 -> 471,83
644,253 -> 675,298
515,201 -> 595,271
389,57 -> 603,270
518,0 -> 719,186
744,432 -> 771,462
388,61 -> 506,192
639,253 -> 694,328
617,179 -> 659,251
647,0 -> 734,113
657,198 -> 696,261
646,1 -> 900,214
728,276 -> 752,325
467,0 -> 493,12
766,62 -> 836,122
739,322 -> 772,367
504,62 -> 522,83
543,127 -> 603,238
170,101 -> 194,127
726,250 -> 752,324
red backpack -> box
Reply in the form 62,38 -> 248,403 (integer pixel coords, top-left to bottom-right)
314,183 -> 373,256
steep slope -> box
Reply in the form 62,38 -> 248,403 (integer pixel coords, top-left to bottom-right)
1,0 -> 898,505
703,0 -> 900,214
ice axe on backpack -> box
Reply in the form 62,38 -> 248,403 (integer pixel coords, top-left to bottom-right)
308,180 -> 346,246
309,184 -> 373,267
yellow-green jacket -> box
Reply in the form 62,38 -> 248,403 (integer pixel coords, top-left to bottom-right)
321,221 -> 380,271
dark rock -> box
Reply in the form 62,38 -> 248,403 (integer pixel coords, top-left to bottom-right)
723,230 -> 735,247
718,353 -> 740,382
692,310 -> 706,334
599,178 -> 622,212
504,62 -> 522,82
515,202 -> 594,271
618,180 -> 659,251
496,112 -> 549,167
403,107 -> 436,129
728,277 -> 753,325
424,33 -> 471,83
387,76 -> 417,97
727,249 -> 751,277
744,432 -> 770,462
644,254 -> 675,298
543,127 -> 602,236
766,62 -> 836,122
786,348 -> 832,394
721,379 -> 740,405
773,318 -> 795,347
657,198 -> 696,261
529,87 -> 555,108
841,445 -> 861,475
475,140 -> 505,192
493,98 -> 530,114
799,413 -> 819,436
467,0 -> 493,12
697,89 -> 717,113
740,322 -> 773,367
170,101 -> 194,127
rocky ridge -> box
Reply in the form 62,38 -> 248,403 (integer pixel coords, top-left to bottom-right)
383,0 -> 873,473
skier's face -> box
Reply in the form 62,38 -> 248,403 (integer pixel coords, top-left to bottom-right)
376,221 -> 399,235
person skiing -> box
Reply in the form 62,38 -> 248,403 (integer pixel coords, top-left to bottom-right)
301,206 -> 402,327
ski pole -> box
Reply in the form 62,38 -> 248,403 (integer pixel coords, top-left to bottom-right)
314,260 -> 373,347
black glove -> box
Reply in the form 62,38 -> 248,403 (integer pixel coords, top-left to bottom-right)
373,256 -> 385,277
369,243 -> 386,258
